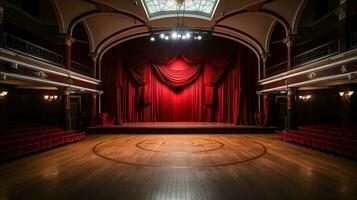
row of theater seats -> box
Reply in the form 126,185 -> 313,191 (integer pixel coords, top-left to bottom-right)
0,125 -> 86,161
277,124 -> 357,159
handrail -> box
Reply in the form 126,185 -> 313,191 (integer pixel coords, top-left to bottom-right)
71,60 -> 93,77
348,31 -> 357,50
4,33 -> 64,67
294,39 -> 339,67
266,61 -> 287,77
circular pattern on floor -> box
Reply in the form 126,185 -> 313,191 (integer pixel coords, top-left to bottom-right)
136,138 -> 224,153
93,135 -> 266,168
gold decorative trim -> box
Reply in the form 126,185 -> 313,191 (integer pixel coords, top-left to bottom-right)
307,72 -> 317,79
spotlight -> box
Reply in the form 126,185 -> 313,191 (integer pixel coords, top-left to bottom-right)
164,36 -> 169,40
182,35 -> 186,40
185,32 -> 191,39
171,32 -> 178,39
160,33 -> 165,39
150,36 -> 155,42
197,35 -> 202,40
177,34 -> 182,38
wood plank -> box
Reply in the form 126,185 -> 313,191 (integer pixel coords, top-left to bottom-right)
0,134 -> 356,200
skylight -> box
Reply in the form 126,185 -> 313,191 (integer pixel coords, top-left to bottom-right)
141,0 -> 220,20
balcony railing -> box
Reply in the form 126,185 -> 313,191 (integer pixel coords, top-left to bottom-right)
348,31 -> 357,50
71,61 -> 93,77
266,61 -> 288,77
293,39 -> 340,67
4,33 -> 64,67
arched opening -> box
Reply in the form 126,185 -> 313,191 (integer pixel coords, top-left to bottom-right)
3,0 -> 64,65
266,22 -> 288,77
71,22 -> 93,77
294,0 -> 340,66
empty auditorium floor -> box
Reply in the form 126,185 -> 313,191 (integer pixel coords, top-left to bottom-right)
0,134 -> 356,200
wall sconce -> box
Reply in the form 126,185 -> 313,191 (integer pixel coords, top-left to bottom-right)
0,91 -> 8,97
299,95 -> 311,102
339,91 -> 354,102
44,95 -> 58,102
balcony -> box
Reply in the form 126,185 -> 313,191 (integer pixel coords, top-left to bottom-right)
348,31 -> 357,50
293,39 -> 340,67
266,61 -> 288,77
4,33 -> 93,77
4,33 -> 64,67
71,61 -> 93,77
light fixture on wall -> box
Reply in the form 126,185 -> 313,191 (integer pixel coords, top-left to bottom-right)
298,95 -> 311,102
0,91 -> 8,97
44,95 -> 58,102
339,91 -> 354,102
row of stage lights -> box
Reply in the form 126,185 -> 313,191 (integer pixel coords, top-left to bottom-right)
150,31 -> 203,42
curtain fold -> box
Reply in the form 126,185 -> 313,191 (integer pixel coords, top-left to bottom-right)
101,38 -> 259,125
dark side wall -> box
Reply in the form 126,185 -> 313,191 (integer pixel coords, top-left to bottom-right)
295,84 -> 357,126
0,86 -> 61,127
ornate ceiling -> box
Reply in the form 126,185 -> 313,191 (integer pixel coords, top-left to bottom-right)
50,0 -> 306,58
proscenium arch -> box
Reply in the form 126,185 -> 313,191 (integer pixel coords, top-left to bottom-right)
97,30 -> 263,81
214,25 -> 265,54
95,25 -> 149,54
97,32 -> 263,114
215,9 -> 292,36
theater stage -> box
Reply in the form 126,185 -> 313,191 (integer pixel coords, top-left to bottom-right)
87,122 -> 276,134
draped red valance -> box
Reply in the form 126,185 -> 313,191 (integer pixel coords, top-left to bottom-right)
151,59 -> 203,89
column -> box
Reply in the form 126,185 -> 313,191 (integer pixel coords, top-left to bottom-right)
89,93 -> 97,126
63,34 -> 75,70
260,53 -> 270,79
263,93 -> 270,126
62,87 -> 71,130
283,35 -> 296,70
287,88 -> 296,130
0,2 -> 5,48
89,52 -> 99,79
337,0 -> 347,52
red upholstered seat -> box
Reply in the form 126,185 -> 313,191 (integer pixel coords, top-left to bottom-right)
277,124 -> 357,159
0,125 -> 86,162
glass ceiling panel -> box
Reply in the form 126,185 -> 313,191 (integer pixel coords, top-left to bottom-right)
142,0 -> 220,20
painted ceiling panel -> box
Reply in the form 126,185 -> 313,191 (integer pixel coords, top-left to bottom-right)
218,13 -> 275,49
84,13 -> 145,49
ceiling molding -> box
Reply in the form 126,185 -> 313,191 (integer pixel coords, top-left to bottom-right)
215,9 -> 291,35
265,20 -> 278,52
81,21 -> 95,53
95,25 -> 148,54
67,9 -> 148,35
291,0 -> 308,34
214,25 -> 265,54
49,0 -> 66,33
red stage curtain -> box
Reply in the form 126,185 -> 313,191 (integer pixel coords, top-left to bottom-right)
101,38 -> 259,125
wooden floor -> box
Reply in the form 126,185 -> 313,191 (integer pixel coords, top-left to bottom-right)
0,134 -> 356,200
